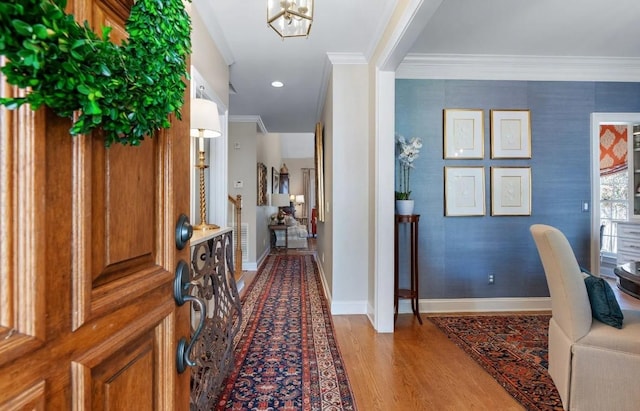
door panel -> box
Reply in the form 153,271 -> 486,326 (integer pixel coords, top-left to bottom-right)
2,381 -> 46,410
93,142 -> 156,283
0,0 -> 191,408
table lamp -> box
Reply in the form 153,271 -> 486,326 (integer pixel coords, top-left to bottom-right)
191,87 -> 222,230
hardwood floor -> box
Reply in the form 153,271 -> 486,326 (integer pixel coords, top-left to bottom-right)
333,314 -> 524,410
237,244 -> 640,410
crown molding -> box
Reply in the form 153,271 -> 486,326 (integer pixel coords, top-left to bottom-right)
229,115 -> 268,135
315,53 -> 369,124
364,0 -> 401,62
397,53 -> 640,82
375,0 -> 442,71
192,0 -> 235,66
326,52 -> 368,65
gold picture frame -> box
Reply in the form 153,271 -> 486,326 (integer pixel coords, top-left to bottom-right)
490,167 -> 532,216
257,162 -> 267,205
443,109 -> 484,159
315,122 -> 325,222
444,166 -> 485,216
490,109 -> 532,159
272,167 -> 279,194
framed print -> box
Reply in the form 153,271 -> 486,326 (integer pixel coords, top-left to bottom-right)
279,173 -> 289,194
491,167 -> 531,216
443,109 -> 484,159
272,167 -> 280,194
444,166 -> 485,216
490,109 -> 531,158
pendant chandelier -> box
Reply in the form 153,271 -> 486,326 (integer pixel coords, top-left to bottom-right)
267,0 -> 314,39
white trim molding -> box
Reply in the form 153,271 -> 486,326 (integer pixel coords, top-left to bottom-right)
397,297 -> 552,314
316,53 -> 369,123
397,54 -> 640,82
326,52 -> 368,65
192,0 -> 235,66
228,115 -> 268,135
331,301 -> 368,315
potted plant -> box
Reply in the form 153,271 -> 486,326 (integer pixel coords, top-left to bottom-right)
395,134 -> 422,215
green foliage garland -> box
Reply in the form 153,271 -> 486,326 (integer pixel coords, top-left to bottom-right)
0,0 -> 191,146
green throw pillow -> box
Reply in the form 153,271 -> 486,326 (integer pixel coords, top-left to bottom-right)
583,275 -> 624,329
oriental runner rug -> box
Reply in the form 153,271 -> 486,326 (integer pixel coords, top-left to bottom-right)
430,314 -> 563,411
216,254 -> 357,410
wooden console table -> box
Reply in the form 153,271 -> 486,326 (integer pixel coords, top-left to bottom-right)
394,214 -> 422,325
269,224 -> 288,252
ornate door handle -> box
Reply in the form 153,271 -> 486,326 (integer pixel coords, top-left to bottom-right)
173,259 -> 205,373
175,214 -> 193,250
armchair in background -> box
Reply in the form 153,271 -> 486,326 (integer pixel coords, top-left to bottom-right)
530,224 -> 640,411
269,214 -> 308,249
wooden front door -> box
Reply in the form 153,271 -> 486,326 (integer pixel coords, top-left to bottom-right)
0,0 -> 191,409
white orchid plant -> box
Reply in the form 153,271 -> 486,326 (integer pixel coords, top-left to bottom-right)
395,134 -> 423,200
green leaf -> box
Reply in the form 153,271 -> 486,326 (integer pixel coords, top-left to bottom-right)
77,84 -> 90,95
69,49 -> 82,60
85,100 -> 102,115
33,24 -> 50,40
22,39 -> 42,52
11,20 -> 32,36
99,25 -> 111,40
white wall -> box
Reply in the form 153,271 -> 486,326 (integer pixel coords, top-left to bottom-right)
228,123 -> 258,263
190,6 -> 229,110
189,4 -> 230,231
319,59 -> 371,314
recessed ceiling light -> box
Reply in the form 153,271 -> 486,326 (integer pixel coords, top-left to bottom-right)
271,81 -> 284,88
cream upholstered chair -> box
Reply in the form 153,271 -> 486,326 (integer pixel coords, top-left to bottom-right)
530,224 -> 640,411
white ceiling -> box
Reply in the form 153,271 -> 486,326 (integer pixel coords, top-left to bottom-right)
194,0 -> 640,134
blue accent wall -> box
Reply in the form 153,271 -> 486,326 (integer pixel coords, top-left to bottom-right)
395,80 -> 640,299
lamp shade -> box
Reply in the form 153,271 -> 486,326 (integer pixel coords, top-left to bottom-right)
272,193 -> 291,207
295,195 -> 305,204
190,98 -> 221,138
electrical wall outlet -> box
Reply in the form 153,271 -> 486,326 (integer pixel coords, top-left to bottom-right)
488,274 -> 495,284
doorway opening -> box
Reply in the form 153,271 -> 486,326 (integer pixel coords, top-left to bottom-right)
591,113 -> 640,276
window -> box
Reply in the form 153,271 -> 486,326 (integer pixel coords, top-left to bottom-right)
600,169 -> 628,255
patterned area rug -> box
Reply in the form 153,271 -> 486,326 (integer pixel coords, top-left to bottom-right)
430,315 -> 563,411
216,254 -> 357,410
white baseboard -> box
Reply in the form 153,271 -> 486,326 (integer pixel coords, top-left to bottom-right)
242,262 -> 257,271
242,247 -> 270,272
331,300 -> 368,315
396,297 -> 551,314
313,254 -> 333,308
311,255 -> 369,315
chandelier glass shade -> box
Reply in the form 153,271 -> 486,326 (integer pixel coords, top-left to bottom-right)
267,0 -> 314,39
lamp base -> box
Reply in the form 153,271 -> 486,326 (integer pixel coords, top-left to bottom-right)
193,223 -> 220,231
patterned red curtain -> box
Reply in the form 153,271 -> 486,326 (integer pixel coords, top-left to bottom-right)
600,125 -> 628,176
